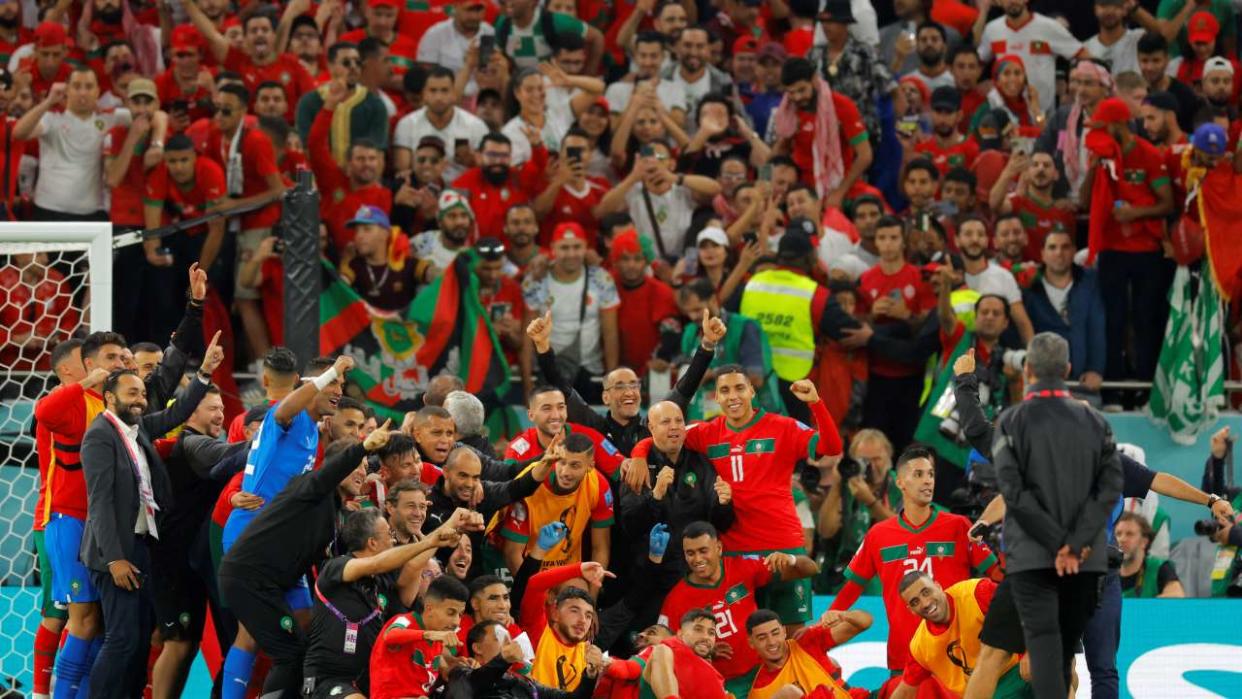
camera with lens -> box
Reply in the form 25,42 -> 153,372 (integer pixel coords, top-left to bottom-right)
837,457 -> 864,481
936,383 -> 992,444
1195,519 -> 1224,537
1002,349 -> 1027,373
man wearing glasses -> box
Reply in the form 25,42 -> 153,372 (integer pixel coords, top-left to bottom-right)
296,42 -> 390,162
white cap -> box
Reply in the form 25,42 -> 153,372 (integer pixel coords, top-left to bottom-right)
696,226 -> 729,247
1204,56 -> 1235,77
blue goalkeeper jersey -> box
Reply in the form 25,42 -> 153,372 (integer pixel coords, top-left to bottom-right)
222,405 -> 319,549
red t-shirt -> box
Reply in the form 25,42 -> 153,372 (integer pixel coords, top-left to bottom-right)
154,68 -> 215,127
223,45 -> 315,123
1007,193 -> 1076,262
0,28 -> 31,69
914,136 -> 980,176
857,263 -> 936,377
844,509 -> 997,670
659,557 -> 771,680
144,157 -> 227,231
370,612 -> 452,699
503,423 -> 624,476
452,148 -> 550,243
18,56 -> 72,100
308,107 -> 393,250
200,125 -> 282,230
792,93 -> 868,191
1099,136 -> 1170,253
615,277 -> 678,374
1163,138 -> 1193,203
539,176 -> 609,247
479,276 -> 527,365
104,124 -> 151,226
958,89 -> 987,135
679,411 -> 823,553
259,255 -> 285,346
931,0 -> 979,39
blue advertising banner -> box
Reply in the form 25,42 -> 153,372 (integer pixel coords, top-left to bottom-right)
815,597 -> 1242,698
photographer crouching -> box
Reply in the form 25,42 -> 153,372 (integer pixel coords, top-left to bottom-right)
1197,427 -> 1242,598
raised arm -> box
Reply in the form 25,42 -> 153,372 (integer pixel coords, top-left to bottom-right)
13,83 -> 63,141
182,0 -> 230,63
273,354 -> 354,426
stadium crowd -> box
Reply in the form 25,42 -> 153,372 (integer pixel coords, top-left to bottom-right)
6,0 -> 1242,697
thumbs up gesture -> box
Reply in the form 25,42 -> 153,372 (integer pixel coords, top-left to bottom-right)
526,308 -> 553,353
953,348 -> 976,377
701,307 -> 727,348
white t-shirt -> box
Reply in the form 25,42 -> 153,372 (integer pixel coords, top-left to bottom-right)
625,183 -> 697,259
817,227 -> 854,268
671,69 -> 711,113
411,230 -> 466,271
965,261 -> 1022,303
416,19 -> 494,75
905,68 -> 956,92
544,80 -> 580,147
35,109 -> 129,215
1041,278 -> 1073,321
978,13 -> 1083,111
1084,28 -> 1145,77
604,79 -> 687,116
501,113 -> 571,166
393,107 -> 490,182
522,267 -> 620,374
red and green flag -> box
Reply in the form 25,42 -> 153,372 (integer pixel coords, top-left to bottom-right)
319,254 -> 511,421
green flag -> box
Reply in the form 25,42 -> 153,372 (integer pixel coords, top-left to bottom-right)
1147,265 -> 1226,445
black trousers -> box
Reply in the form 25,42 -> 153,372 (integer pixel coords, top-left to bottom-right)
89,534 -> 155,699
1008,568 -> 1102,699
218,571 -> 305,699
861,374 -> 923,451
1096,250 -> 1174,385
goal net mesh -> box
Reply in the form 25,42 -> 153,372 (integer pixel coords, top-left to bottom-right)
0,240 -> 95,693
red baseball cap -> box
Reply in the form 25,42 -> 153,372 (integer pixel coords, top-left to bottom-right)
1091,97 -> 1132,126
1187,11 -> 1220,44
551,222 -> 586,245
590,95 -> 610,113
370,0 -> 403,8
170,25 -> 202,52
34,21 -> 67,49
732,36 -> 759,56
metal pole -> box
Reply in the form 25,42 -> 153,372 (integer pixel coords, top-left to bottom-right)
281,169 -> 321,368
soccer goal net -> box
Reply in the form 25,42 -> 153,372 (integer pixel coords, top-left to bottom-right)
0,223 -> 111,694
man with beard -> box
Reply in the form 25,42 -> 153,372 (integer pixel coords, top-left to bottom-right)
1140,91 -> 1187,149
149,384 -> 248,698
306,83 -> 392,251
656,522 -> 820,697
604,32 -> 686,129
444,618 -> 603,698
1086,0 -> 1169,77
452,131 -> 548,244
79,349 -> 221,698
417,0 -> 494,76
914,87 -> 979,175
503,204 -> 548,277
184,3 -> 314,123
427,445 -> 554,578
1020,230 -> 1106,395
1136,32 -> 1200,132
992,213 -> 1031,269
662,27 -> 741,134
412,189 -> 474,272
989,151 -> 1076,261
976,0 -> 1085,111
607,608 -> 728,699
771,57 -> 872,211
953,216 -> 1034,343
0,0 -> 30,69
1201,56 -> 1237,119
296,42 -> 389,161
340,206 -> 432,311
746,608 -> 872,699
890,574 -> 1026,699
903,22 -> 954,91
386,480 -> 430,544
881,0 -> 964,77
393,67 -> 489,183
219,355 -> 354,699
530,587 -> 606,691
391,136 -> 448,235
220,423 -> 397,699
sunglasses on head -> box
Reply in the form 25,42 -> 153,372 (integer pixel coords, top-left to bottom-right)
477,242 -> 505,256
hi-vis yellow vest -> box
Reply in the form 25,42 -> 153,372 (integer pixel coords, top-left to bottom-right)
748,640 -> 851,699
739,269 -> 817,382
909,579 -> 1017,695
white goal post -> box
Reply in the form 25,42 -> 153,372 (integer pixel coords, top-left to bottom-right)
0,222 -> 111,693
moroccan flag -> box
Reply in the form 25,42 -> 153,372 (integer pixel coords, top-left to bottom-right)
319,255 -> 511,421
1199,164 -> 1242,302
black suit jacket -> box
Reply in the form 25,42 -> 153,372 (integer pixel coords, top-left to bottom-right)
79,378 -> 210,572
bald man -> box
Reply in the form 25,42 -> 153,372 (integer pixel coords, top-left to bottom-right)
526,309 -> 726,456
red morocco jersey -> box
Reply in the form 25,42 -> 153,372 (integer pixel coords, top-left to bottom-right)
657,556 -> 772,680
504,423 -> 624,477
370,612 -> 451,699
683,411 -> 820,553
843,508 -> 997,670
